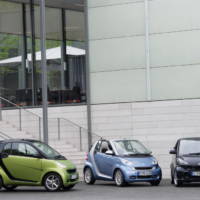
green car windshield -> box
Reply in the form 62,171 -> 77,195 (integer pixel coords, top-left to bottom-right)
114,140 -> 151,156
33,142 -> 65,160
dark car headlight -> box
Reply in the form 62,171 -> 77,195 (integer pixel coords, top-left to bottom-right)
177,158 -> 189,166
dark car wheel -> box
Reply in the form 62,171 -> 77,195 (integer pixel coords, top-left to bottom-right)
3,185 -> 17,191
84,167 -> 95,185
44,173 -> 63,192
150,180 -> 161,186
171,170 -> 174,184
150,171 -> 162,186
0,177 -> 3,190
173,171 -> 182,187
114,169 -> 126,187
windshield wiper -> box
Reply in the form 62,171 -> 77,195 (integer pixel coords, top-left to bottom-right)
188,152 -> 200,156
54,155 -> 66,160
124,153 -> 151,156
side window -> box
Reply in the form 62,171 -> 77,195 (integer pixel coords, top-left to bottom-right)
25,144 -> 39,157
100,141 -> 110,154
11,143 -> 26,156
2,143 -> 12,154
95,141 -> 101,152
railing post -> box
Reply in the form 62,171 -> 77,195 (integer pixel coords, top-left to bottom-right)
79,127 -> 82,151
19,108 -> 22,131
0,97 -> 2,121
58,118 -> 60,140
39,117 -> 42,140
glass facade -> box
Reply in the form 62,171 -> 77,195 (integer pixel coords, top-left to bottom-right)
0,0 -> 86,107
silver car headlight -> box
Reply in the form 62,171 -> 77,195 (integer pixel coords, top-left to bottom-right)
121,158 -> 133,166
152,159 -> 158,165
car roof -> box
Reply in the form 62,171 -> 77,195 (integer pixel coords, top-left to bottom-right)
109,139 -> 139,143
179,137 -> 200,141
0,139 -> 41,143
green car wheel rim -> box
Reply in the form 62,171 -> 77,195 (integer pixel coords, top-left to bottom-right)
45,175 -> 61,191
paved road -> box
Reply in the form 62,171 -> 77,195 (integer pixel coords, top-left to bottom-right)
1,180 -> 200,200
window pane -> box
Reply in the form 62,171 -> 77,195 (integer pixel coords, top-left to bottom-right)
0,1 -> 23,104
3,143 -> 12,154
12,143 -> 26,156
25,144 -> 39,157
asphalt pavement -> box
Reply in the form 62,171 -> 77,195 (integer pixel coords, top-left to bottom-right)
1,180 -> 200,200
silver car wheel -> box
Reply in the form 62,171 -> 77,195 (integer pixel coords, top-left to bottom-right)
45,175 -> 60,191
115,170 -> 123,186
84,168 -> 92,183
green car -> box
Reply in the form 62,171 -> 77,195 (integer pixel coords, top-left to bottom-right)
0,139 -> 79,191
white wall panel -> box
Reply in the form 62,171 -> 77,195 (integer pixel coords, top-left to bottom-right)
151,65 -> 200,100
150,30 -> 200,67
91,69 -> 146,104
90,36 -> 145,72
88,0 -> 143,8
149,0 -> 200,34
88,2 -> 144,40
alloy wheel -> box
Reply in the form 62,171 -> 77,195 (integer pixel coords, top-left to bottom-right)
114,170 -> 125,187
84,168 -> 95,184
44,173 -> 62,192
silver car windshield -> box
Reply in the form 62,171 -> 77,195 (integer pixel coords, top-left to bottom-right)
179,140 -> 200,156
113,140 -> 151,156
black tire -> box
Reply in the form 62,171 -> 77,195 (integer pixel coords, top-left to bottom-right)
150,180 -> 161,186
151,172 -> 162,186
43,173 -> 63,192
63,184 -> 75,190
84,167 -> 95,185
171,170 -> 174,184
114,169 -> 126,187
0,177 -> 2,190
173,171 -> 182,187
3,185 -> 17,191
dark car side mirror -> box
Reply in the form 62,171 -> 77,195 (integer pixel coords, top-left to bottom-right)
0,152 -> 9,159
169,148 -> 176,154
105,150 -> 114,156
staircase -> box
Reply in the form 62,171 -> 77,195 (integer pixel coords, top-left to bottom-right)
0,119 -> 86,177
0,120 -> 33,139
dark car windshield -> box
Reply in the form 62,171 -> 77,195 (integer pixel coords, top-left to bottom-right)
33,142 -> 65,160
179,139 -> 200,156
113,140 -> 151,156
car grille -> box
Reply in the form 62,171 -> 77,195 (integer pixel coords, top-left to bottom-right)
130,175 -> 157,179
182,166 -> 200,171
135,167 -> 152,170
67,168 -> 77,174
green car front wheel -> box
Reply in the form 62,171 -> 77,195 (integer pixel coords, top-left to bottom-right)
44,173 -> 63,192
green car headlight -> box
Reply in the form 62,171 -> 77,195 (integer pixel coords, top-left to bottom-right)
56,162 -> 67,169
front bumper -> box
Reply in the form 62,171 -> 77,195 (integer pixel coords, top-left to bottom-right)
63,172 -> 79,187
176,166 -> 200,182
122,166 -> 162,183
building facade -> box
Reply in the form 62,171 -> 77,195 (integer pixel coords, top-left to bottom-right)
87,0 -> 200,177
1,0 -> 200,177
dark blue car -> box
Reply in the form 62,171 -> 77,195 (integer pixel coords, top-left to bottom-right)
84,139 -> 162,186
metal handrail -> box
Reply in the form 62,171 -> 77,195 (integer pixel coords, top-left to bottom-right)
51,117 -> 101,151
60,117 -> 101,139
0,131 -> 12,139
0,96 -> 40,118
0,96 -> 101,149
0,96 -> 42,140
